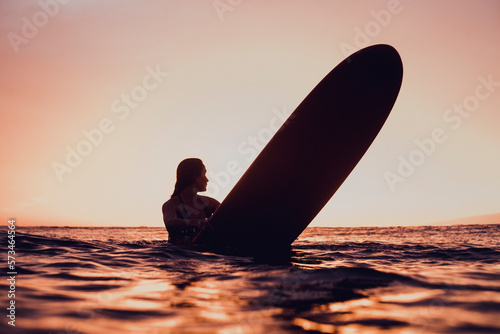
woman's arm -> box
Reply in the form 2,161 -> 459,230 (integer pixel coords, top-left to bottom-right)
162,201 -> 204,229
202,196 -> 220,215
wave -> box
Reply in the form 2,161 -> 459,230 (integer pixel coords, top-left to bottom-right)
4,227 -> 500,334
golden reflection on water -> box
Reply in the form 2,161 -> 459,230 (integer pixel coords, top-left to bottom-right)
327,298 -> 374,312
292,288 -> 442,334
378,290 -> 440,303
200,310 -> 231,321
293,318 -> 337,333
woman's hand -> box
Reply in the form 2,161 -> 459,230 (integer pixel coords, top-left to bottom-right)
199,218 -> 214,231
187,218 -> 211,229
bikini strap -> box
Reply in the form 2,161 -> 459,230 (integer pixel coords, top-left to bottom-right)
178,195 -> 212,219
177,195 -> 190,220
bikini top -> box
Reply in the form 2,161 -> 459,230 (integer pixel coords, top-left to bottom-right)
176,195 -> 212,220
168,195 -> 213,244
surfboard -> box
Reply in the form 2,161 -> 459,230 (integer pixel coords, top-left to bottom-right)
196,44 -> 403,255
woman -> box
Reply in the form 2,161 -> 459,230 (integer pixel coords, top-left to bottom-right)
162,158 -> 220,245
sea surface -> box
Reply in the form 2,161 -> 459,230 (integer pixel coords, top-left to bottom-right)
1,224 -> 500,334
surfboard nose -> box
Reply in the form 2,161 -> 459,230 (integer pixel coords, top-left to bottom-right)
356,44 -> 403,101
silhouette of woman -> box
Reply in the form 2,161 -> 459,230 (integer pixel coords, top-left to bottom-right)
162,158 -> 220,245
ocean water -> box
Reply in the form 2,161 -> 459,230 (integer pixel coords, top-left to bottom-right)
1,224 -> 500,334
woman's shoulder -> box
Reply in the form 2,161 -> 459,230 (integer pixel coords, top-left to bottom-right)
197,195 -> 220,208
162,197 -> 180,212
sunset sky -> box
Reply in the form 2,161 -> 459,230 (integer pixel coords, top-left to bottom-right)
1,0 -> 499,227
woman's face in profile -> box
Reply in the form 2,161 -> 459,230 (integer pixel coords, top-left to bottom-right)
194,167 -> 208,192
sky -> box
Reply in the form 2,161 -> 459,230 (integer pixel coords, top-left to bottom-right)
1,0 -> 499,227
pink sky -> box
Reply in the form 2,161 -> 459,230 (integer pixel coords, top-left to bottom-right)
1,0 -> 499,227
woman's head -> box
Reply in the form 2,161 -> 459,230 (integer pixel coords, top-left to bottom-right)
171,158 -> 208,197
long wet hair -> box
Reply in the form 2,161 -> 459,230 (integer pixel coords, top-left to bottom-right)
171,158 -> 205,198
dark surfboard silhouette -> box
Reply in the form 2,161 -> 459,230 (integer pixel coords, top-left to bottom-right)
196,44 -> 403,255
